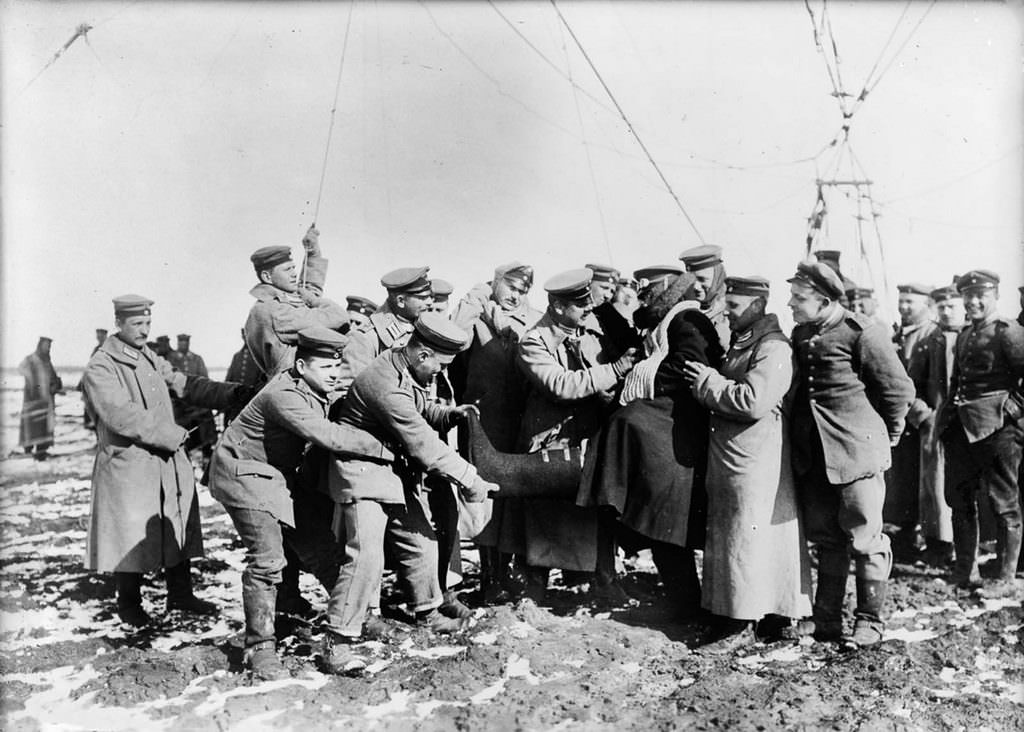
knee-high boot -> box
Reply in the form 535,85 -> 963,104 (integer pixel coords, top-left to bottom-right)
115,571 -> 150,627
812,550 -> 850,641
165,559 -> 217,615
950,511 -> 981,587
652,542 -> 701,620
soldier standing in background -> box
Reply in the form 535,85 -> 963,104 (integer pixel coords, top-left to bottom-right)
680,245 -> 730,351
168,334 -> 218,465
224,329 -> 263,425
937,270 -> 1024,598
18,336 -> 62,460
586,263 -> 642,358
82,328 -> 107,430
885,284 -> 940,558
345,296 -> 378,331
786,260 -> 914,650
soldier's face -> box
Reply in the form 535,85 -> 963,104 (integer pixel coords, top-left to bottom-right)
936,298 -> 965,329
725,294 -> 762,333
589,280 -> 616,305
409,348 -> 451,386
431,299 -> 450,315
552,298 -> 593,329
852,297 -> 877,317
691,268 -> 715,304
116,315 -> 151,348
296,355 -> 341,395
395,292 -> 434,320
898,293 -> 931,325
788,282 -> 828,324
265,262 -> 298,293
492,278 -> 527,311
962,287 -> 998,322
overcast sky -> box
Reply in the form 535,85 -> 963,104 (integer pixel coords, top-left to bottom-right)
2,0 -> 1021,368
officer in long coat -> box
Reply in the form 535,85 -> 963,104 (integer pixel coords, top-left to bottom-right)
685,276 -> 812,647
514,269 -> 637,601
787,261 -> 914,650
937,270 -> 1024,597
83,295 -> 247,627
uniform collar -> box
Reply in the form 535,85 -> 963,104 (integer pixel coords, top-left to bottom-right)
101,334 -> 156,367
389,348 -> 431,395
731,313 -> 783,350
249,282 -> 301,304
284,368 -> 329,406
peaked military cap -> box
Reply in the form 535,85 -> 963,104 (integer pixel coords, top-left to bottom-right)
494,261 -> 535,290
113,294 -> 154,317
585,263 -> 621,283
813,250 -> 842,273
381,266 -> 432,296
929,284 -> 961,302
897,283 -> 933,296
679,244 -> 723,271
413,312 -> 471,355
296,326 -> 347,358
177,333 -> 191,340
250,245 -> 292,272
38,336 -> 53,344
96,328 -> 109,336
431,279 -> 454,298
725,275 -> 770,297
345,296 -> 377,317
787,260 -> 845,301
633,265 -> 684,289
544,268 -> 594,303
957,269 -> 1000,292
846,286 -> 875,300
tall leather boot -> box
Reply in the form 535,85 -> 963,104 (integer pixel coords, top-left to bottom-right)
165,560 -> 217,615
115,571 -> 151,627
995,521 -> 1023,581
276,548 -> 314,618
242,582 -> 287,681
652,543 -> 702,621
812,550 -> 850,642
950,511 -> 981,588
841,577 -> 888,651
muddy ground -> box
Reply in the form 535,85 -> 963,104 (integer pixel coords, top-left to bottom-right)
1,394 -> 1022,731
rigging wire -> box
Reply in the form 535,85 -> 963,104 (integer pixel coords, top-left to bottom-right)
20,23 -> 93,94
549,0 -> 705,245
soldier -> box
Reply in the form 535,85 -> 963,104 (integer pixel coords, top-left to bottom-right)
786,261 -> 914,650
167,334 -> 218,463
680,244 -> 730,350
684,276 -> 812,647
430,279 -> 455,315
586,263 -> 642,359
814,250 -> 856,309
18,337 -> 62,460
937,270 -> 1024,598
244,227 -> 349,379
449,262 -> 542,600
153,335 -> 172,359
847,286 -> 881,321
322,314 -> 498,674
345,296 -> 378,332
338,267 -> 435,396
885,283 -> 940,557
209,326 -> 353,680
916,283 -> 964,566
82,329 -> 107,430
82,295 -> 248,627
514,269 -> 637,602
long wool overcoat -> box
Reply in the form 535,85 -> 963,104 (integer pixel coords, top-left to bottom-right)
82,337 -> 235,572
691,314 -> 812,620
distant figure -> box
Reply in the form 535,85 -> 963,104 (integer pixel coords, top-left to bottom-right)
153,335 -> 172,359
167,334 -> 218,462
224,329 -> 263,425
82,328 -> 107,430
345,296 -> 378,332
18,337 -> 62,460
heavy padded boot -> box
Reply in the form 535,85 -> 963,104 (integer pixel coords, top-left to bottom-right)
242,583 -> 287,681
165,560 -> 217,615
976,523 -> 1023,599
841,579 -> 888,651
115,571 -> 151,627
322,630 -> 367,675
811,572 -> 847,642
652,542 -> 702,621
950,512 -> 982,588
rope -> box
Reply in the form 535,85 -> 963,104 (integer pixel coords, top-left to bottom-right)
550,0 -> 705,245
312,0 -> 356,227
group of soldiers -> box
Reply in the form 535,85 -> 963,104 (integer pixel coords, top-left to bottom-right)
76,226 -> 1023,680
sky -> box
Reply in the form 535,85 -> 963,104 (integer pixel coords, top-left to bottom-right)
2,0 -> 1022,368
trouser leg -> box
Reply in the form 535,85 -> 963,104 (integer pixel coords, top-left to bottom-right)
594,508 -> 618,587
386,492 -> 443,614
652,542 -> 700,617
115,571 -> 143,611
426,476 -> 460,593
326,501 -> 388,639
944,424 -> 983,584
975,424 -> 1023,580
282,486 -> 342,592
226,506 -> 286,649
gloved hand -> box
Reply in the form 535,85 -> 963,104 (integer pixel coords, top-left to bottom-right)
451,403 -> 480,421
302,225 -> 321,257
612,347 -> 638,377
460,476 -> 498,503
232,382 -> 260,408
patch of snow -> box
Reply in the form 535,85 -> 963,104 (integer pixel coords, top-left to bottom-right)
364,689 -> 412,719
620,662 -> 641,674
562,658 -> 586,668
471,631 -> 498,645
884,628 -> 938,643
192,674 -> 330,716
508,621 -> 536,639
407,645 -> 466,659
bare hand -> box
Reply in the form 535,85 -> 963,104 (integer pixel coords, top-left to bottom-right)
460,477 -> 496,503
613,347 -> 639,376
452,403 -> 480,421
302,225 -> 321,256
682,361 -> 712,384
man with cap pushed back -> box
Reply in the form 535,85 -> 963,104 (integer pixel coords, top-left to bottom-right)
244,226 -> 349,379
82,295 -> 252,628
19,336 -> 63,460
514,269 -> 638,602
936,269 -> 1024,598
322,313 -> 499,674
338,266 -> 436,396
430,279 -> 455,315
586,263 -> 643,359
683,276 -> 812,650
680,244 -> 730,351
449,261 -> 543,600
345,296 -> 378,332
209,326 -> 356,680
885,283 -> 941,558
787,260 -> 914,650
